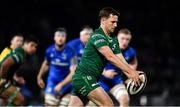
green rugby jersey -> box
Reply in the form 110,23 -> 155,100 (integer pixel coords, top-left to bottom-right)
0,47 -> 25,80
75,27 -> 121,77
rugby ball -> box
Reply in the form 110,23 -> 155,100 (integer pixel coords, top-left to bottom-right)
126,72 -> 147,95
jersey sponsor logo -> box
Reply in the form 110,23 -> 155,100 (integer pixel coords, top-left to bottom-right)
91,82 -> 98,87
94,39 -> 106,45
91,34 -> 105,39
51,59 -> 69,66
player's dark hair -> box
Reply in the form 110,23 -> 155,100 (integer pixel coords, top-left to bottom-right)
10,33 -> 24,40
54,27 -> 67,34
99,7 -> 120,20
118,28 -> 131,35
24,35 -> 39,44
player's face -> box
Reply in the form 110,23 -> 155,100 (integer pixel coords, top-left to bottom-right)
118,33 -> 131,50
80,31 -> 92,44
25,42 -> 38,55
11,36 -> 24,49
105,14 -> 118,34
54,31 -> 66,46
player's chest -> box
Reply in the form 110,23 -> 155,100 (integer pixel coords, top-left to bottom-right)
50,52 -> 69,63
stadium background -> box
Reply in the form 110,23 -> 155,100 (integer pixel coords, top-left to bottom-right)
0,0 -> 179,106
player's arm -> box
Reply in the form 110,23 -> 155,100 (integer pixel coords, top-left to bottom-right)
37,59 -> 50,88
0,57 -> 15,78
98,46 -> 140,85
54,56 -> 77,92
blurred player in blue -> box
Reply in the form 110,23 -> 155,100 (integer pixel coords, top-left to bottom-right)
37,27 -> 77,106
67,25 -> 93,63
99,28 -> 138,107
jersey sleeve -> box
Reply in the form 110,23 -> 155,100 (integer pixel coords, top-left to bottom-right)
113,37 -> 121,54
45,48 -> 51,62
91,34 -> 108,49
0,47 -> 11,62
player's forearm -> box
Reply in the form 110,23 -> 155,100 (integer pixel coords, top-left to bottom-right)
107,55 -> 134,75
60,65 -> 77,86
0,58 -> 14,78
60,74 -> 72,86
37,61 -> 49,79
0,63 -> 9,78
98,46 -> 134,75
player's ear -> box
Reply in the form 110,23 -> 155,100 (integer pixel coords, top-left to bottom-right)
101,17 -> 107,24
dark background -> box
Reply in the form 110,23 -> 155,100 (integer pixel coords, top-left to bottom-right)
0,0 -> 180,106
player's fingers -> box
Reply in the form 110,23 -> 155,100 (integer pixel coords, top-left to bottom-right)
133,77 -> 140,86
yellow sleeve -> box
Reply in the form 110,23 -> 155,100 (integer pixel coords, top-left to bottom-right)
0,47 -> 12,62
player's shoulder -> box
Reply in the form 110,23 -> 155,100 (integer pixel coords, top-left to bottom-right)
13,47 -> 24,54
68,38 -> 80,44
67,38 -> 81,46
46,44 -> 55,52
64,44 -> 74,51
128,47 -> 136,52
2,47 -> 11,52
126,46 -> 136,55
91,28 -> 106,39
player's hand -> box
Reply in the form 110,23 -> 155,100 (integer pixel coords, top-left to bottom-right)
54,83 -> 63,93
102,69 -> 117,79
128,70 -> 140,86
37,78 -> 45,88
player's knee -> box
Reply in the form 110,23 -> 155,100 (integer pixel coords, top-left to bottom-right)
13,95 -> 25,105
119,94 -> 129,106
68,96 -> 84,106
45,94 -> 59,106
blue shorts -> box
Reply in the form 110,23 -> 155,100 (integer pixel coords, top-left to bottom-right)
98,75 -> 123,92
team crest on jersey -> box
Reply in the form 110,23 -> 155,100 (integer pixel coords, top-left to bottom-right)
61,53 -> 67,60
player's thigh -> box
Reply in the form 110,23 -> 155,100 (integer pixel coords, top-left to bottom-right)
87,86 -> 113,106
110,84 -> 129,103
